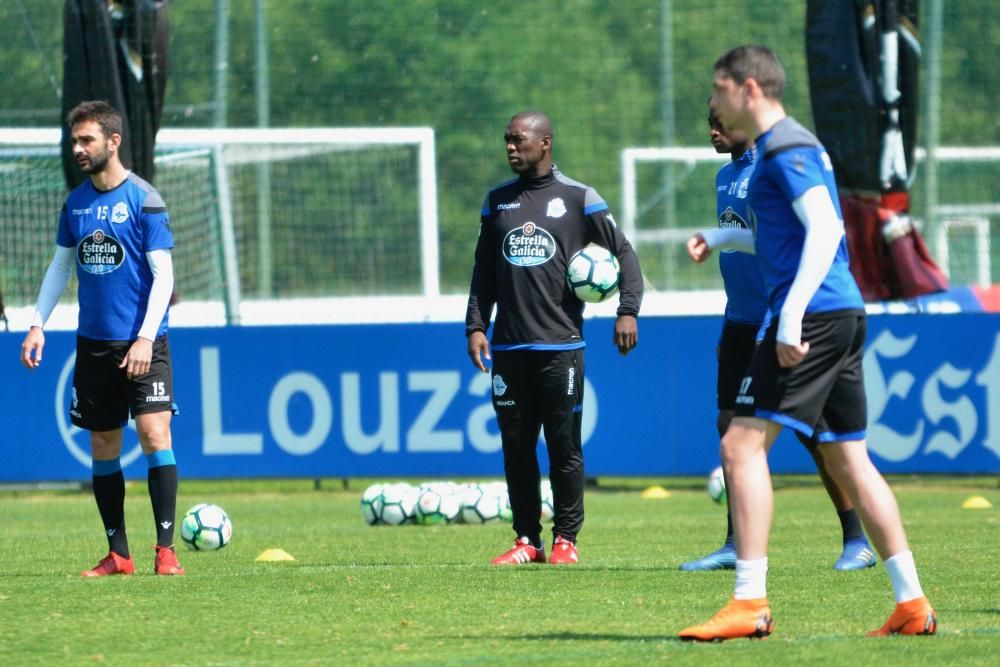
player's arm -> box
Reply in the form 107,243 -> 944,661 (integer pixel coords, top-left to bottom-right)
465,208 -> 497,372
697,227 -> 756,255
585,194 -> 641,355
20,245 -> 74,369
120,248 -> 174,379
776,185 -> 844,366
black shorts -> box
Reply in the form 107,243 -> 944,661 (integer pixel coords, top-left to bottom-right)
717,321 -> 760,411
71,334 -> 177,432
734,310 -> 867,442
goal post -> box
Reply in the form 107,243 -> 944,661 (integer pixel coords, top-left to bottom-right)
621,145 -> 1000,292
0,126 -> 440,326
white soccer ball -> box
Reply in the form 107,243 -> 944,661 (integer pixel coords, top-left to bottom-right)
460,484 -> 504,524
180,503 -> 233,551
479,481 -> 513,522
566,245 -> 620,303
378,483 -> 417,525
540,479 -> 555,521
415,487 -> 461,525
707,466 -> 727,505
360,483 -> 385,525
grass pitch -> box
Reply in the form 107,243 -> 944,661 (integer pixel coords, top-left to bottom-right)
1,476 -> 997,666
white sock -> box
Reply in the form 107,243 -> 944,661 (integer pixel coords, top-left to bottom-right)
734,557 -> 768,600
885,550 -> 924,603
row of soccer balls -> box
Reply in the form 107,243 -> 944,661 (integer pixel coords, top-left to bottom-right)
361,480 -> 555,526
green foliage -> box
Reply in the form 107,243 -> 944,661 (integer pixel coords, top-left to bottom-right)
1,1 -> 996,293
0,477 -> 997,665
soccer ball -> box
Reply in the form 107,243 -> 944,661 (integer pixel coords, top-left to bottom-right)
378,483 -> 417,525
180,503 -> 233,551
478,481 -> 513,522
460,484 -> 504,524
707,466 -> 727,505
566,245 -> 620,303
415,486 -> 461,525
360,483 -> 385,525
540,479 -> 555,521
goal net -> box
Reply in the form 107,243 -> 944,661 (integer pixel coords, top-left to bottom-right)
0,127 -> 439,327
621,146 -> 1000,295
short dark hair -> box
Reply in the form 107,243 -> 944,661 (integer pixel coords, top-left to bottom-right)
714,45 -> 785,100
67,100 -> 123,138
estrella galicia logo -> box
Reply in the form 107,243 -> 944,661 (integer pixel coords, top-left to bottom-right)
719,206 -> 750,231
503,222 -> 556,267
492,374 -> 508,396
77,229 -> 125,274
111,201 -> 129,224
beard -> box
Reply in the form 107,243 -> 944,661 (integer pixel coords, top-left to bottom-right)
78,145 -> 111,174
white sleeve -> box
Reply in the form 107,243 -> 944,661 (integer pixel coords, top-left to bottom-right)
31,245 -> 75,328
137,249 -> 174,341
778,185 -> 845,345
701,227 -> 755,254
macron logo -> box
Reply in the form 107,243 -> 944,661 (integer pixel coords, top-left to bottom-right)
160,521 -> 173,530
497,202 -> 521,210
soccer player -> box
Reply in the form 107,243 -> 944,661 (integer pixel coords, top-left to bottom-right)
679,103 -> 876,572
20,100 -> 183,577
465,110 -> 642,565
679,46 -> 936,640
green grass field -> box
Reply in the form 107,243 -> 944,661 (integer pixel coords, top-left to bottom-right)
1,476 -> 997,666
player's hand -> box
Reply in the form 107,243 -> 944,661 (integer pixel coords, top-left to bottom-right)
614,315 -> 638,356
120,337 -> 154,379
467,331 -> 491,372
776,340 -> 809,368
20,327 -> 45,370
686,233 -> 712,263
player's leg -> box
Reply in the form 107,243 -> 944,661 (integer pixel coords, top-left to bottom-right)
86,427 -> 133,575
130,335 -> 183,575
491,351 -> 546,564
680,322 -> 756,571
681,324 -> 799,641
797,431 -> 876,570
819,438 -> 935,634
816,313 -> 935,635
73,337 -> 135,577
539,349 -> 584,564
679,416 -> 779,640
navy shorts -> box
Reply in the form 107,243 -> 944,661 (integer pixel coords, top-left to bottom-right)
717,321 -> 760,411
71,334 -> 177,432
734,310 -> 867,442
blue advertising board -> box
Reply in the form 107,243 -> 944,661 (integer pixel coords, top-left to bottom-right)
1,314 -> 998,481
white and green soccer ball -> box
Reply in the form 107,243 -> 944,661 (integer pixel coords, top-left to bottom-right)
460,483 -> 504,524
707,466 -> 727,505
540,479 -> 555,522
566,245 -> 620,303
377,483 -> 417,525
180,503 -> 233,551
360,483 -> 386,525
415,486 -> 462,525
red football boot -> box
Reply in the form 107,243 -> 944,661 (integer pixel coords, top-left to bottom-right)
81,551 -> 135,577
154,545 -> 185,576
548,535 -> 579,564
490,536 -> 546,565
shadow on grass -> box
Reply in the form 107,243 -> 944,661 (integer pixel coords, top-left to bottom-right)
493,631 -> 688,643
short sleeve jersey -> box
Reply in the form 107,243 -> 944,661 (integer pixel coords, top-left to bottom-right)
716,148 -> 768,326
56,172 -> 173,340
749,118 -> 863,315
465,167 -> 643,350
